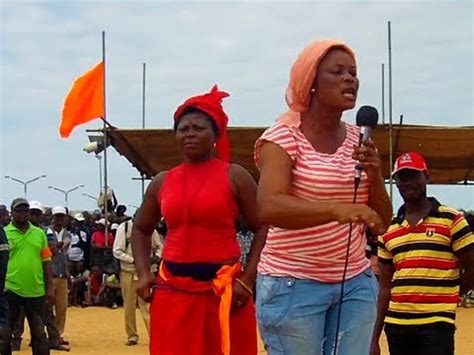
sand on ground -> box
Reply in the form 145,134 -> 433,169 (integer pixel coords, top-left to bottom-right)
17,306 -> 474,355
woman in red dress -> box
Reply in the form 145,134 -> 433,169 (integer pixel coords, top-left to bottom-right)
132,85 -> 265,355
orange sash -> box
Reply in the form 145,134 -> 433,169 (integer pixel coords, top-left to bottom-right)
158,262 -> 242,355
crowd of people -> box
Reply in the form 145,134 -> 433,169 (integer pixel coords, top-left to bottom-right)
0,197 -> 256,354
0,38 -> 473,355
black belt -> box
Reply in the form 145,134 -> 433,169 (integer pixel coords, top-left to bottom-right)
163,261 -> 222,282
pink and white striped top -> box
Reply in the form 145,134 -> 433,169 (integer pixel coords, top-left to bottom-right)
254,121 -> 371,282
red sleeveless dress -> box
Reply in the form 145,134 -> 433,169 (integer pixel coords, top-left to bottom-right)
159,158 -> 241,262
150,158 -> 257,355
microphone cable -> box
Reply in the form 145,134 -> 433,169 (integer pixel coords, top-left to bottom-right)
332,105 -> 378,353
333,173 -> 361,354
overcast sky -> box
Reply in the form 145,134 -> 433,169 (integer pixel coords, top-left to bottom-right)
1,0 -> 472,212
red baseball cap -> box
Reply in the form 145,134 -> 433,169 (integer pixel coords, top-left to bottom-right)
392,152 -> 428,176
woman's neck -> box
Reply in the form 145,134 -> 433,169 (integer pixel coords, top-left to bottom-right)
300,102 -> 343,134
184,154 -> 213,164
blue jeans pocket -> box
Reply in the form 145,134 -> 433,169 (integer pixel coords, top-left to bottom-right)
257,275 -> 294,329
362,268 -> 379,302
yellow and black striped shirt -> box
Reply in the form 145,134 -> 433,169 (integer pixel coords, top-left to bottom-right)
378,198 -> 474,325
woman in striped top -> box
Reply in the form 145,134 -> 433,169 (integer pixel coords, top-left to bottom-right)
254,40 -> 393,355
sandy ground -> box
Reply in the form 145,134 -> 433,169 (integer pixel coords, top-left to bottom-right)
16,306 -> 473,355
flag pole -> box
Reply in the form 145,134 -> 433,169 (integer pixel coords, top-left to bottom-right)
388,21 -> 394,202
141,62 -> 146,201
102,30 -> 109,247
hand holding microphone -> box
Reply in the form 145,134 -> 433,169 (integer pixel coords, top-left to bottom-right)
340,105 -> 385,235
352,139 -> 383,181
352,106 -> 383,182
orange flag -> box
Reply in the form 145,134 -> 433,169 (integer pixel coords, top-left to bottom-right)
60,61 -> 104,138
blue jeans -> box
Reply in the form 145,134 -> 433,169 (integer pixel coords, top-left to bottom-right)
256,269 -> 378,355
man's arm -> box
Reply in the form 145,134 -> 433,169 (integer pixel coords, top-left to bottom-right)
458,245 -> 474,296
62,231 -> 72,250
112,222 -> 134,264
111,191 -> 118,210
72,275 -> 89,283
95,282 -> 106,305
105,280 -> 121,290
40,230 -> 55,303
451,214 -> 474,295
85,276 -> 92,303
150,231 -> 164,265
370,261 -> 394,355
42,261 -> 54,304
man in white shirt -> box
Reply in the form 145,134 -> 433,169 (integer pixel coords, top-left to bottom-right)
68,214 -> 87,265
113,217 -> 163,346
46,206 -> 71,351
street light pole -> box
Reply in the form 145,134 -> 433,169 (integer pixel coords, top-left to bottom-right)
95,155 -> 102,195
4,175 -> 47,198
48,184 -> 85,209
82,193 -> 98,201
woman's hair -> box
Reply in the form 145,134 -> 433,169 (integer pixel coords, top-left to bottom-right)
173,106 -> 220,137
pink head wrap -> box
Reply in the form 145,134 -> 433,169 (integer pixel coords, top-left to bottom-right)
279,40 -> 356,126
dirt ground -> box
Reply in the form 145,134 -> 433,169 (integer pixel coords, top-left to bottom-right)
17,306 -> 473,355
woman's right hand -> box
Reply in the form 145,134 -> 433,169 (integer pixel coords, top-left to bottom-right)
135,272 -> 156,303
335,204 -> 386,235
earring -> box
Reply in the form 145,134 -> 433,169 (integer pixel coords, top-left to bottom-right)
310,88 -> 316,93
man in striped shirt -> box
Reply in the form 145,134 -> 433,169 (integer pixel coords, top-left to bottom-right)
371,152 -> 474,355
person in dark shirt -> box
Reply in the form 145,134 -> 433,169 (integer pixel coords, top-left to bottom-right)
0,205 -> 10,226
114,205 -> 130,225
0,222 -> 10,354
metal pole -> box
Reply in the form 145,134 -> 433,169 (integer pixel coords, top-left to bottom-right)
381,63 -> 385,125
97,155 -> 103,195
65,193 -> 69,209
142,63 -> 146,131
23,184 -> 27,199
388,21 -> 394,201
99,158 -> 102,195
102,30 -> 109,247
141,62 -> 146,201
